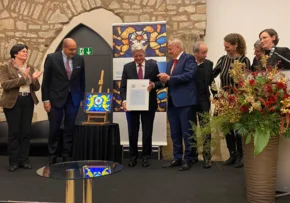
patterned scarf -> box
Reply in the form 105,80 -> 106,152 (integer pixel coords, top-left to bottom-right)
11,59 -> 32,84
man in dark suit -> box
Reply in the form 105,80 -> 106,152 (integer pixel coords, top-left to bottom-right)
193,41 -> 217,169
120,43 -> 162,167
42,38 -> 85,164
159,38 -> 198,171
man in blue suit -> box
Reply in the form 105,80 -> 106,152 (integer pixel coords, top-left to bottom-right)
159,38 -> 198,171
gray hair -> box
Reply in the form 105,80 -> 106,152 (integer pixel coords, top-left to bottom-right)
254,40 -> 263,51
168,38 -> 184,50
131,43 -> 145,53
192,41 -> 206,53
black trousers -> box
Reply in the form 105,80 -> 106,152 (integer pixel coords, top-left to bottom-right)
226,130 -> 243,155
197,94 -> 211,160
3,95 -> 34,165
48,93 -> 79,158
126,111 -> 155,159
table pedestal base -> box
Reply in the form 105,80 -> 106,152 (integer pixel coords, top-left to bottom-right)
65,177 -> 93,203
82,179 -> 92,203
65,169 -> 75,203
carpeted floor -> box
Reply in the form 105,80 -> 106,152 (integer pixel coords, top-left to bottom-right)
0,156 -> 289,203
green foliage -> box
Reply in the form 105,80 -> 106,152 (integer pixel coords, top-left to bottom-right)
191,112 -> 221,158
232,112 -> 281,155
192,110 -> 289,156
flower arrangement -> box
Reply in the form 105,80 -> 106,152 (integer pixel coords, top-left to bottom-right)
210,55 -> 290,155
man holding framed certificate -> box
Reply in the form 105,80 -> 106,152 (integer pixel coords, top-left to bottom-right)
120,43 -> 162,168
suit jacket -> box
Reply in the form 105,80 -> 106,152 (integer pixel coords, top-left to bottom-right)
41,51 -> 85,108
268,47 -> 290,70
165,52 -> 198,107
120,59 -> 162,111
199,59 -> 217,99
0,62 -> 40,109
251,57 -> 259,71
251,47 -> 290,71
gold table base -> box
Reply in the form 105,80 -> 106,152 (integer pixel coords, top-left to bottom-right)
65,170 -> 93,203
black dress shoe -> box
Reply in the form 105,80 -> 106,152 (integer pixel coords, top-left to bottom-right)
224,151 -> 237,165
224,156 -> 237,166
191,158 -> 199,164
48,157 -> 56,165
142,158 -> 150,167
8,165 -> 18,172
234,156 -> 244,168
63,157 -> 72,162
162,159 -> 182,168
128,159 -> 137,167
19,163 -> 32,169
203,160 -> 211,169
179,161 -> 191,171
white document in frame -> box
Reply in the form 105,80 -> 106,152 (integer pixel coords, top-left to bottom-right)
126,79 -> 149,111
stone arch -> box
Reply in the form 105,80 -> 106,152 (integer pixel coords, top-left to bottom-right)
40,8 -> 122,70
35,8 -> 123,121
54,23 -> 112,52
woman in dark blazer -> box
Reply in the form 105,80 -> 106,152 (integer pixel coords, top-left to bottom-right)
259,28 -> 290,70
0,44 -> 42,172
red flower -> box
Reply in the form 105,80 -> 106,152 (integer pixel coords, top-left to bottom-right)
265,96 -> 277,106
259,97 -> 266,106
228,95 -> 236,103
267,66 -> 273,71
252,72 -> 258,77
240,105 -> 248,113
277,82 -> 286,90
238,81 -> 244,87
249,80 -> 255,86
264,84 -> 273,93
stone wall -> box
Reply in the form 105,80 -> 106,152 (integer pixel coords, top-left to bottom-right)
0,0 -> 208,159
0,0 -> 206,65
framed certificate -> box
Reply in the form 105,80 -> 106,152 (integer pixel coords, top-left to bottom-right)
126,79 -> 149,111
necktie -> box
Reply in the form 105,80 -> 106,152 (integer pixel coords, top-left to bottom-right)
138,64 -> 143,79
170,59 -> 178,75
65,58 -> 72,79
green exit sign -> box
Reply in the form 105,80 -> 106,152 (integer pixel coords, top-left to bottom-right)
78,47 -> 93,56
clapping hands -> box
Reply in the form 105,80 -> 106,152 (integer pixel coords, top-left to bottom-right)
23,67 -> 30,77
32,70 -> 43,79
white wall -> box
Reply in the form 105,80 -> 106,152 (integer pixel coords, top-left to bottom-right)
205,0 -> 290,66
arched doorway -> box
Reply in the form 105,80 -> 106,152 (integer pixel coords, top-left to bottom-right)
55,24 -> 113,123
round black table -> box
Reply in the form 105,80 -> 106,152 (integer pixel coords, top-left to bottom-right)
36,160 -> 123,203
72,123 -> 122,163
